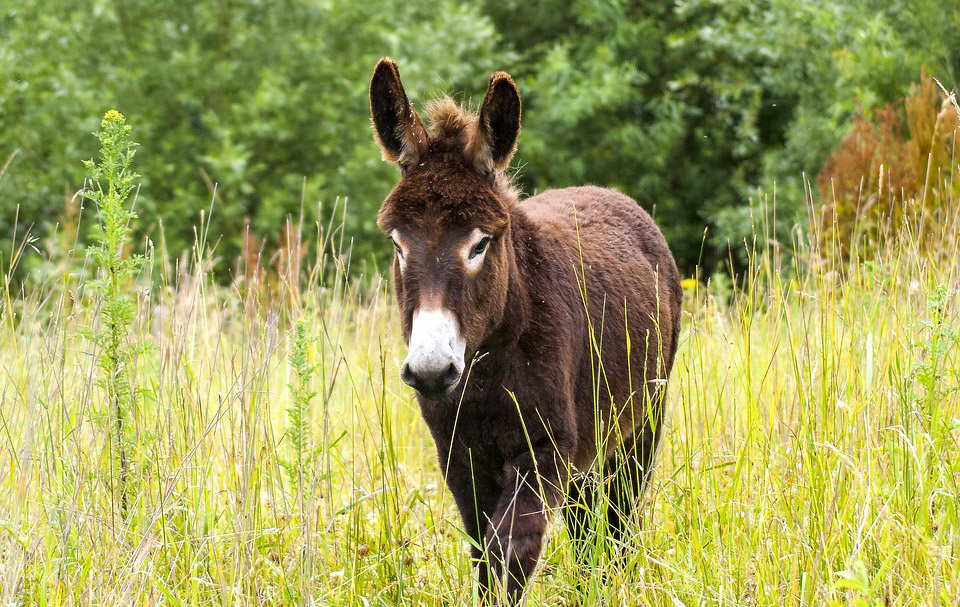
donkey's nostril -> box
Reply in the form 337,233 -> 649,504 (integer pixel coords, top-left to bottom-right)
400,363 -> 415,387
443,362 -> 460,384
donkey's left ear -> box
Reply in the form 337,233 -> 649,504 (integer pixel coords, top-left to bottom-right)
370,57 -> 429,169
467,72 -> 521,174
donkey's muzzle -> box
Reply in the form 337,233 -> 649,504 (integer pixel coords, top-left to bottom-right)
401,360 -> 462,398
402,308 -> 466,399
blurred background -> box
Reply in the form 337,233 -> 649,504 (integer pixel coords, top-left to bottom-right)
1,0 -> 958,279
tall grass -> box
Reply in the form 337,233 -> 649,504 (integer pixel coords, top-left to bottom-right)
0,117 -> 958,606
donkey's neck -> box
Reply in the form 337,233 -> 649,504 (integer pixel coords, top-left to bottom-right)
478,207 -> 535,355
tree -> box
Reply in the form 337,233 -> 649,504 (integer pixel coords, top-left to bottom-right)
1,0 -> 505,276
484,0 -> 944,272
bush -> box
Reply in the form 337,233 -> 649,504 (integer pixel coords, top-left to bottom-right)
1,0 -> 505,277
817,71 -> 960,256
3,0 -> 959,278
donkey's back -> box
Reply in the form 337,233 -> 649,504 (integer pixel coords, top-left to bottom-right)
520,185 -> 682,468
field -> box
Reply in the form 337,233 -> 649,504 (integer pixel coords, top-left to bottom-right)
1,129 -> 959,605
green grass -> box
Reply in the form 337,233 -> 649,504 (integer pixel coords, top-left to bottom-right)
1,148 -> 959,605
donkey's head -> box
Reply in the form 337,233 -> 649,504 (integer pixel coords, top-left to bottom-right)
371,58 -> 521,400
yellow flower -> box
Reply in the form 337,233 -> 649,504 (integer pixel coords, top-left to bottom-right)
102,109 -> 124,123
681,278 -> 699,290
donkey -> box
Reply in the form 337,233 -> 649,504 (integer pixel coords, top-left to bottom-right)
370,58 -> 682,602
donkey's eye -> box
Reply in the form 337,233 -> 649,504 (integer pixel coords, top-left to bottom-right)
470,236 -> 491,259
391,239 -> 403,259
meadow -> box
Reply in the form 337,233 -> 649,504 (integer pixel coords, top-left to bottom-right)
1,114 -> 958,607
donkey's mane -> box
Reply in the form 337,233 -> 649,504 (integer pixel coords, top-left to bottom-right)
424,97 -> 475,139
423,96 -> 521,205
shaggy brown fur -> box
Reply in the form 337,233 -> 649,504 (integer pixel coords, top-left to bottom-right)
370,57 -> 682,603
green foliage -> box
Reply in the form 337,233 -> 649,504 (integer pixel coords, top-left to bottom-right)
913,284 -> 960,434
829,559 -> 885,607
487,0 -> 956,270
282,317 -> 319,494
490,0 -> 780,269
83,109 -> 145,515
2,0 -> 959,276
84,111 -> 143,294
1,0 -> 505,275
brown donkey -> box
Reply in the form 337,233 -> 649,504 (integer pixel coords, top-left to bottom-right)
370,58 -> 682,602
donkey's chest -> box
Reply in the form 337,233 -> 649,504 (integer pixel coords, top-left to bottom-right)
421,392 -> 530,470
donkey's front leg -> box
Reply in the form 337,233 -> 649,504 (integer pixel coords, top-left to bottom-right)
485,447 -> 568,603
443,453 -> 501,600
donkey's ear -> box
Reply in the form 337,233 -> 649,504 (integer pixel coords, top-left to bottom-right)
370,57 -> 428,169
467,72 -> 521,174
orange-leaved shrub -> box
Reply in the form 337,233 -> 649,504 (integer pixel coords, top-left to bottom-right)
817,70 -> 959,256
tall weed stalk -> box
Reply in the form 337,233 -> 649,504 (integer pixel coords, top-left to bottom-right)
83,110 -> 144,517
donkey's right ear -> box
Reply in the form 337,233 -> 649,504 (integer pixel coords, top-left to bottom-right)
370,58 -> 428,170
466,71 -> 521,174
